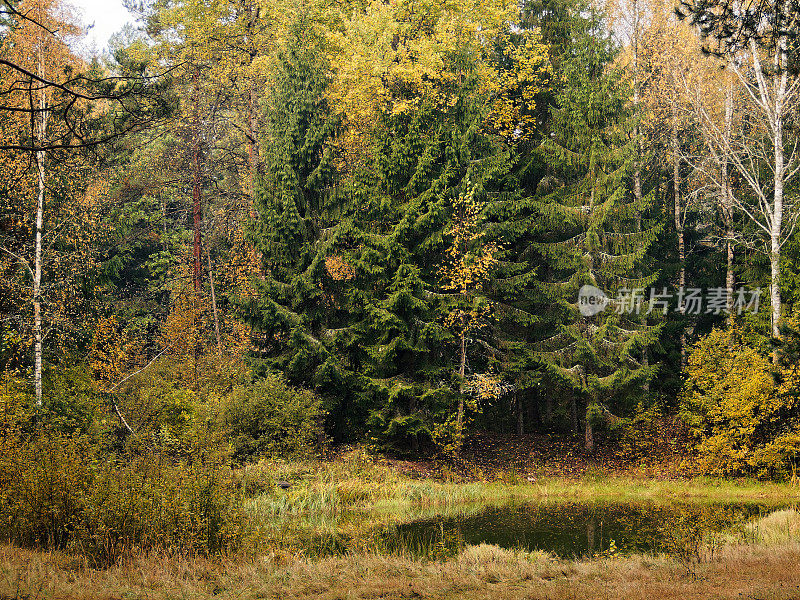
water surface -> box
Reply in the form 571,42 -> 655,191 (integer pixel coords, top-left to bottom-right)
383,500 -> 785,558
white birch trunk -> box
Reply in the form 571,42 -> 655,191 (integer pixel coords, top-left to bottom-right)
711,32 -> 795,345
34,149 -> 44,407
33,40 -> 49,408
723,80 -> 735,326
771,52 -> 787,339
672,100 -> 686,365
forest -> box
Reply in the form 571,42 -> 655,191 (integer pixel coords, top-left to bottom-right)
2,0 -> 800,597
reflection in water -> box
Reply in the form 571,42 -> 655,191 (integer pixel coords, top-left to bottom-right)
587,514 -> 596,554
383,501 -> 786,558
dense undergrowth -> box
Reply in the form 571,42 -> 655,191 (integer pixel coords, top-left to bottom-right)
4,423 -> 800,567
1,352 -> 800,568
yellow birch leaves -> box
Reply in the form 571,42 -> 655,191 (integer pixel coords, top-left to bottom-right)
325,0 -> 528,165
485,33 -> 551,142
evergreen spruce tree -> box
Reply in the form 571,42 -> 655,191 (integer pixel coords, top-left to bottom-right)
239,4 -> 517,450
531,7 -> 661,450
349,75 -> 513,454
481,29 -> 551,435
238,11 -> 357,434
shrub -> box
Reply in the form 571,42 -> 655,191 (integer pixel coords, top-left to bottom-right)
77,445 -> 242,564
224,374 -> 324,461
0,366 -> 107,439
0,359 -> 254,565
681,328 -> 800,478
0,432 -> 93,550
0,430 -> 244,565
114,355 -> 247,439
611,401 -> 688,463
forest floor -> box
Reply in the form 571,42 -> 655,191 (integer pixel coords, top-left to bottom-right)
387,431 -> 689,482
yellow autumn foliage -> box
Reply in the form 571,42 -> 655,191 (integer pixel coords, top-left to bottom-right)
326,0 -> 517,167
681,328 -> 800,479
484,33 -> 551,142
440,184 -> 499,298
89,316 -> 143,391
325,255 -> 356,281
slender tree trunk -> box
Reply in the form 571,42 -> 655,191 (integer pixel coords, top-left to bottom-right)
246,0 -> 259,204
673,126 -> 685,281
587,515 -> 597,554
192,67 -> 202,296
770,231 -> 780,339
161,194 -> 168,251
632,112 -> 648,391
633,172 -> 642,230
191,65 -> 204,381
584,403 -> 594,452
190,66 -> 203,380
632,11 -> 643,234
457,316 -> 466,438
34,150 -> 44,407
544,394 -> 553,429
192,147 -> 202,297
722,81 -> 735,326
515,393 -> 524,435
634,167 -> 649,389
569,393 -> 578,435
247,85 -> 258,202
672,100 -> 686,365
527,399 -> 537,431
771,61 -> 786,342
409,394 -> 419,453
207,250 -> 222,353
724,36 -> 789,348
33,44 -> 49,408
580,370 -> 593,452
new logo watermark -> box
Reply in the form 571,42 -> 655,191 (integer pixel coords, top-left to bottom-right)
578,285 -> 762,317
578,285 -> 610,317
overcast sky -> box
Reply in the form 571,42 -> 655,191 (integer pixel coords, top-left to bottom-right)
70,0 -> 135,54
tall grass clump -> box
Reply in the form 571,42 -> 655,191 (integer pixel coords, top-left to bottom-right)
239,447 -> 509,531
740,508 -> 800,545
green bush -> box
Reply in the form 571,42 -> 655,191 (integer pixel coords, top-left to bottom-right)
0,366 -> 107,439
0,360 -> 255,565
113,355 -> 248,439
0,432 -> 92,550
79,446 -> 242,564
224,374 -> 324,461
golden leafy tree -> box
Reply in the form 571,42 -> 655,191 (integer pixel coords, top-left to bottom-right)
484,31 -> 551,143
681,326 -> 800,477
325,0 -> 516,170
88,316 -> 143,392
0,0 -> 101,404
439,181 -> 500,447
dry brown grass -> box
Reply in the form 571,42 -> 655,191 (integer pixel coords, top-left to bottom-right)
743,508 -> 800,544
2,540 -> 800,600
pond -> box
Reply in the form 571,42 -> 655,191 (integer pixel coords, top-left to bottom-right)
381,501 -> 789,558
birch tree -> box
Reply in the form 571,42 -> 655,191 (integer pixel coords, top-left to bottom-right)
615,0 -> 710,361
0,0 -> 85,406
678,0 -> 800,339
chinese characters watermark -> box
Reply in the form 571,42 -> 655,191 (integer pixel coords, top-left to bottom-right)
578,284 -> 761,317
